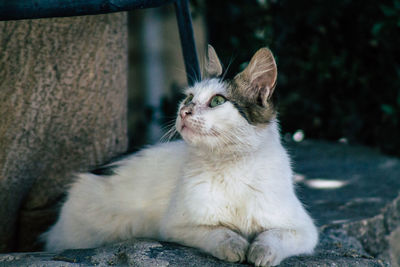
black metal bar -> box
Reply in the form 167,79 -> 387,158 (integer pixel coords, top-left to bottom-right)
0,0 -> 176,21
174,0 -> 201,86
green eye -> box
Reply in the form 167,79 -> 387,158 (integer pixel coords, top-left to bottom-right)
209,95 -> 226,108
184,94 -> 193,105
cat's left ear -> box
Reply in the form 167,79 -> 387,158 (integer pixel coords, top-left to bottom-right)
235,48 -> 277,106
205,44 -> 223,78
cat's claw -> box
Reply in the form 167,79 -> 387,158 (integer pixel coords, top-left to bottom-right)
247,242 -> 282,267
213,233 -> 249,263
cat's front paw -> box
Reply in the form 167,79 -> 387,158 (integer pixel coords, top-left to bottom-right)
212,232 -> 249,263
247,242 -> 283,267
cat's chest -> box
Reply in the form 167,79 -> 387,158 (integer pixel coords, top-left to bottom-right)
181,165 -> 264,236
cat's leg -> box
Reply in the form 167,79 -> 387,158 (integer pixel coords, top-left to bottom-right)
161,225 -> 249,263
247,227 -> 318,267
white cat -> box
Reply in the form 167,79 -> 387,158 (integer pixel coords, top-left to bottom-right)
43,45 -> 318,267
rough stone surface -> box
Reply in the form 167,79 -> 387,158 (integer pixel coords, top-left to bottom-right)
0,13 -> 128,252
289,140 -> 400,226
288,140 -> 400,265
0,231 -> 390,267
0,139 -> 399,266
389,226 -> 400,267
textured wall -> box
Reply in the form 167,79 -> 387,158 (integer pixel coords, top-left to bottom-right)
0,13 -> 128,252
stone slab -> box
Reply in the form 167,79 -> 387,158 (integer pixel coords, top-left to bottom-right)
0,140 -> 399,266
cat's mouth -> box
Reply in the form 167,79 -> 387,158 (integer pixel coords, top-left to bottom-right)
180,123 -> 194,134
180,122 -> 219,138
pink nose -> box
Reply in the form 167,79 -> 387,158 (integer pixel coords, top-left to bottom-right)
180,106 -> 193,119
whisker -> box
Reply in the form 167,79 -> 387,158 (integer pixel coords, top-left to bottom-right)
221,54 -> 236,81
171,66 -> 198,86
187,63 -> 201,84
159,119 -> 179,143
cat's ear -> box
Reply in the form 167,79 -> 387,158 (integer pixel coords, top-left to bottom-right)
234,48 -> 277,106
205,44 -> 223,78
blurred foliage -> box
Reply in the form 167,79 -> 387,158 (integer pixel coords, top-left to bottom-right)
197,0 -> 400,156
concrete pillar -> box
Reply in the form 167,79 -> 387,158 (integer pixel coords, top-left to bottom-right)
0,13 -> 128,251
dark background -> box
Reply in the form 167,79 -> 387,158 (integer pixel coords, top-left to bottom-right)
189,0 -> 400,157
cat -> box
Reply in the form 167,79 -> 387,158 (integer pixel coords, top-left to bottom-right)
43,45 -> 318,267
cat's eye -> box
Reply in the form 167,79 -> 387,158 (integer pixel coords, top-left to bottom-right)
184,94 -> 194,105
209,95 -> 226,108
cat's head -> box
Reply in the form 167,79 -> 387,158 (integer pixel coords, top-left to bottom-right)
176,45 -> 278,152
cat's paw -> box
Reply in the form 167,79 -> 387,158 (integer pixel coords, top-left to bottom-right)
212,232 -> 249,263
247,242 -> 283,267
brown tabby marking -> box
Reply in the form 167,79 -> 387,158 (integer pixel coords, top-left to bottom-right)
227,80 -> 276,125
204,45 -> 278,125
227,48 -> 277,125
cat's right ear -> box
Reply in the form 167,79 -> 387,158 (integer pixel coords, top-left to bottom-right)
205,44 -> 223,78
233,48 -> 277,107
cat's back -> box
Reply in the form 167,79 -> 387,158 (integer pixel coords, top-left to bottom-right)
76,140 -> 188,200
44,140 -> 188,251
114,139 -> 187,183
84,140 -> 188,209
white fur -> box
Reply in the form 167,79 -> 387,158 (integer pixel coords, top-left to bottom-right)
44,79 -> 318,266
